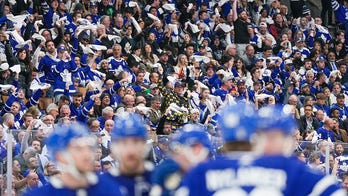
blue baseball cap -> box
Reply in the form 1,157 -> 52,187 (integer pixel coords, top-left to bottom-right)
300,83 -> 309,89
256,57 -> 264,62
257,105 -> 297,135
57,45 -> 67,53
45,123 -> 95,160
90,2 -> 97,8
218,104 -> 257,142
158,136 -> 169,144
112,113 -> 147,140
316,56 -> 326,62
174,81 -> 185,88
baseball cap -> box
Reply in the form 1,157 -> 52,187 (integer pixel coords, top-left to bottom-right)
198,44 -> 205,49
222,75 -> 233,83
316,56 -> 326,62
237,78 -> 246,84
337,93 -> 345,99
301,83 -> 309,89
46,103 -> 59,113
90,2 -> 97,7
0,62 -> 9,72
174,81 -> 185,88
160,51 -> 169,56
57,45 -> 67,53
158,136 -> 169,144
284,59 -> 292,65
263,69 -> 272,77
259,22 -> 267,28
256,58 -> 264,62
150,83 -> 159,89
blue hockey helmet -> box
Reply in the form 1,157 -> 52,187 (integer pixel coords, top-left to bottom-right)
45,123 -> 94,159
218,104 -> 257,142
257,104 -> 297,135
172,124 -> 212,150
112,113 -> 147,140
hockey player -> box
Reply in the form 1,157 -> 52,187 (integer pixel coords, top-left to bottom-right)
105,113 -> 153,196
178,104 -> 345,196
176,104 -> 257,195
24,123 -> 121,196
253,105 -> 299,156
150,124 -> 212,196
251,105 -> 344,195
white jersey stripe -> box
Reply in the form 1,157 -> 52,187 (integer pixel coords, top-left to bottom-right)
308,176 -> 339,196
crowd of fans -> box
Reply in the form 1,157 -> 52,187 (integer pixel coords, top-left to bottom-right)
0,0 -> 347,194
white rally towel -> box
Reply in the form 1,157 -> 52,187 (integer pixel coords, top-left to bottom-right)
9,64 -> 21,74
0,84 -> 13,91
107,34 -> 122,43
6,14 -> 29,29
147,13 -> 160,22
162,3 -> 176,11
32,33 -> 46,42
191,55 -> 210,64
187,22 -> 200,34
90,44 -> 107,51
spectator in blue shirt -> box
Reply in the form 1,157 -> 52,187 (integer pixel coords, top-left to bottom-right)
331,93 -> 348,120
316,117 -> 336,142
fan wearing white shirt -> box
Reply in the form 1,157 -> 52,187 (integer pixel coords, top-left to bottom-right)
100,119 -> 114,150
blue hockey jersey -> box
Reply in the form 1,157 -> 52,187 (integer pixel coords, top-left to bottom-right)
151,158 -> 182,196
179,154 -> 345,196
38,54 -> 59,84
104,162 -> 154,196
332,0 -> 348,24
23,174 -> 122,196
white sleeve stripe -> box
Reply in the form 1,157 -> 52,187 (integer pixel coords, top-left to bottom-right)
331,0 -> 339,11
308,175 -> 338,196
175,187 -> 189,196
330,189 -> 346,196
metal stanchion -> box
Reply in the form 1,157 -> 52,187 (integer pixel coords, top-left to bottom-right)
0,161 -> 3,175
6,129 -> 12,196
325,142 -> 331,175
4,129 -> 31,196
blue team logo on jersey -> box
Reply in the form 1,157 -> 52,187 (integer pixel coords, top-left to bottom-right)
338,156 -> 348,180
